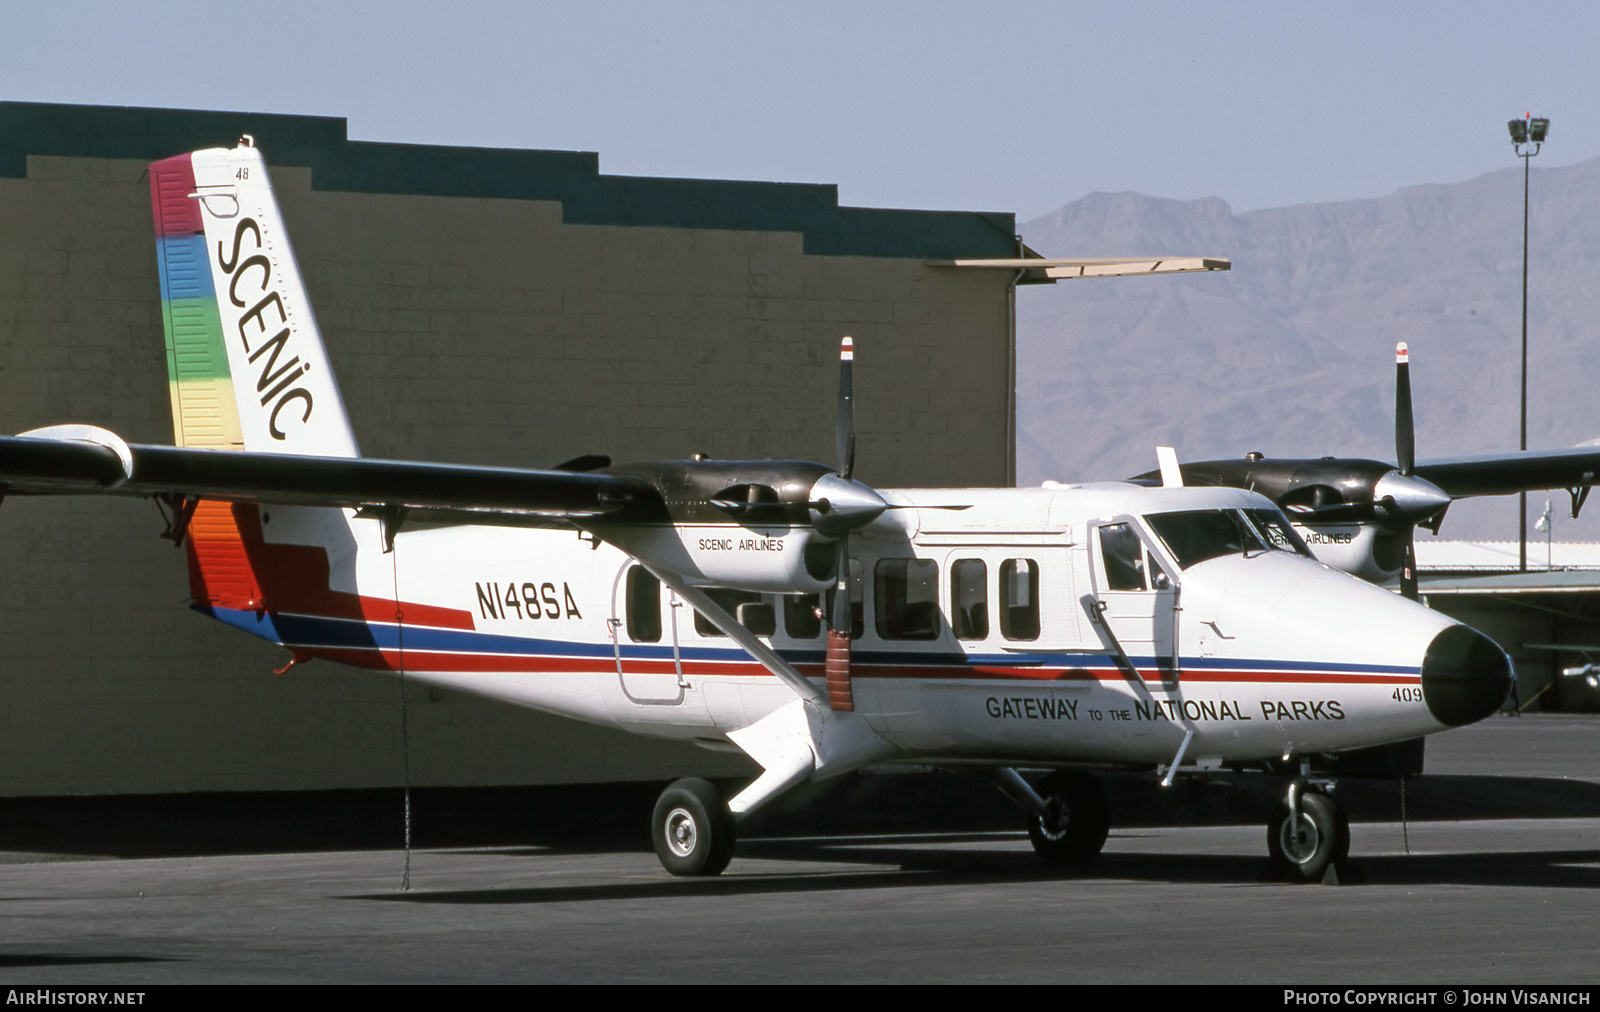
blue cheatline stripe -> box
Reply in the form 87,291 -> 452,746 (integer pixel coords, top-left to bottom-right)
196,605 -> 1419,678
1177,655 -> 1416,675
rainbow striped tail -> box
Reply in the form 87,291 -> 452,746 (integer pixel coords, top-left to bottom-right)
149,141 -> 359,458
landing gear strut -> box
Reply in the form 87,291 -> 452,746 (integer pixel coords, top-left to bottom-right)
1026,771 -> 1111,864
1267,781 -> 1349,883
651,778 -> 736,876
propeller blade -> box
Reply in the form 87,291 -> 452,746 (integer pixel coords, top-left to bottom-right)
825,534 -> 854,711
1395,342 -> 1415,477
1400,528 -> 1419,601
829,535 -> 852,630
837,336 -> 856,479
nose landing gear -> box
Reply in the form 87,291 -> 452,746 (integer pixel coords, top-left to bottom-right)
1267,780 -> 1349,883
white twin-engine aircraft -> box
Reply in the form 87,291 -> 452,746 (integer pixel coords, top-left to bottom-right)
0,142 -> 1513,883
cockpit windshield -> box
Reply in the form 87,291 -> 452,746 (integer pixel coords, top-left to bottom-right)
1145,508 -> 1312,569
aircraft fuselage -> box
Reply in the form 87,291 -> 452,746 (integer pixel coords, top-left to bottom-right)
196,482 -> 1508,771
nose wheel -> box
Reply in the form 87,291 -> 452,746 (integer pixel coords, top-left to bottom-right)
651,778 -> 736,876
1267,784 -> 1349,882
1026,771 -> 1111,863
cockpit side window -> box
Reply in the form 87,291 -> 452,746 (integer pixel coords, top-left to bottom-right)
1099,523 -> 1147,591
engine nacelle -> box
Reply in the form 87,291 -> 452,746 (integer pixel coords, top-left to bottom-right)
591,457 -> 891,592
1292,521 -> 1407,584
606,524 -> 836,594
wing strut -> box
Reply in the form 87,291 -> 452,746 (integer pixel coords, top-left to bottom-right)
156,494 -> 199,547
640,563 -> 825,705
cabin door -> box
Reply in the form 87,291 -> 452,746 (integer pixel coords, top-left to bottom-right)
1088,520 -> 1179,686
610,563 -> 688,704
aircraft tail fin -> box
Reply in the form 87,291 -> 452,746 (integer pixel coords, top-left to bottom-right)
149,141 -> 359,458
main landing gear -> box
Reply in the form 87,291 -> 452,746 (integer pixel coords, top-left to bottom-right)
651,778 -> 736,876
646,771 -> 1351,882
1006,768 -> 1350,883
1024,771 -> 1112,864
1267,780 -> 1350,883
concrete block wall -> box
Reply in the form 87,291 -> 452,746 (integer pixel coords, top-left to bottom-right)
0,104 -> 1015,796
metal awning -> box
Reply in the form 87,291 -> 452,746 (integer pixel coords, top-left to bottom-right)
1418,570 -> 1600,596
930,256 -> 1231,285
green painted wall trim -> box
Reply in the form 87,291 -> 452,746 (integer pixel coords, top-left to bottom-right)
1,102 -> 1016,259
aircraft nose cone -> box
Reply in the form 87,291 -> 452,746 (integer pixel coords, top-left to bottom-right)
1420,625 -> 1513,727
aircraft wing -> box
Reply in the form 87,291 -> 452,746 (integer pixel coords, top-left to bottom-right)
0,431 -> 664,523
1415,448 -> 1600,499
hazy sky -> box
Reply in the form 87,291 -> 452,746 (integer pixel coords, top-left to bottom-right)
5,1 -> 1597,220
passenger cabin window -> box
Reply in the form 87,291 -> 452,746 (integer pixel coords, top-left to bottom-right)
694,588 -> 765,637
784,594 -> 823,639
999,558 -> 1040,641
737,600 -> 776,637
626,566 -> 661,643
875,558 -> 940,640
950,559 -> 989,640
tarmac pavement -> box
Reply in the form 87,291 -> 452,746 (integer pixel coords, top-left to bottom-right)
0,715 -> 1596,984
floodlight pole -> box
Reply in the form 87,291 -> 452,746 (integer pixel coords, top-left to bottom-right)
1510,116 -> 1546,572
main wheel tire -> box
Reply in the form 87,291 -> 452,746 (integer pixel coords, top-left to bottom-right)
1267,790 -> 1350,883
1026,771 -> 1111,864
651,778 -> 736,877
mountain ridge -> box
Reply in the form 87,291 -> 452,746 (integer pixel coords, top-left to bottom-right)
1017,156 -> 1600,539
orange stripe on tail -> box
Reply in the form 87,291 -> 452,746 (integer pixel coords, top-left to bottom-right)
184,501 -> 473,630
